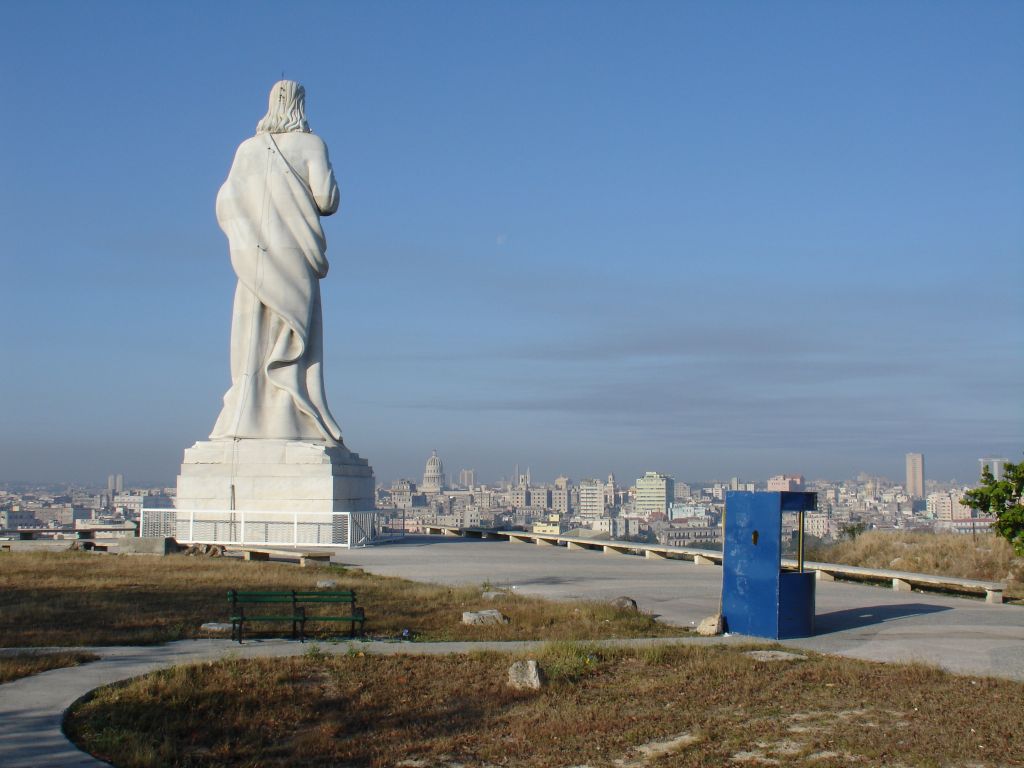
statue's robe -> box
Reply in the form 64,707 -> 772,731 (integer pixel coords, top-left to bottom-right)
209,131 -> 343,443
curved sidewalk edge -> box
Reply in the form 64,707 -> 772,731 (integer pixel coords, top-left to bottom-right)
0,635 -> 743,768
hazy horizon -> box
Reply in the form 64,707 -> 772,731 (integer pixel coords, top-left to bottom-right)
1,2 -> 1021,488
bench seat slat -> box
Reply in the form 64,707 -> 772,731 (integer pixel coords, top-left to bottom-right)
295,597 -> 356,603
231,598 -> 295,603
234,618 -> 305,626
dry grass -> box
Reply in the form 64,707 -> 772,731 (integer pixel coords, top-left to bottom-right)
66,643 -> 1024,767
0,651 -> 99,683
0,551 -> 680,647
807,531 -> 1024,600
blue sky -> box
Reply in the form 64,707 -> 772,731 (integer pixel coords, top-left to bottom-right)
1,1 -> 1021,487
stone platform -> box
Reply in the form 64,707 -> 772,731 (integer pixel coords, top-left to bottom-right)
175,439 -> 374,513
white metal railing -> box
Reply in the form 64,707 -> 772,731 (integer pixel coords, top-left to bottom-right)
140,508 -> 404,549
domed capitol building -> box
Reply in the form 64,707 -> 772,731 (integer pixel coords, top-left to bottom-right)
421,450 -> 445,493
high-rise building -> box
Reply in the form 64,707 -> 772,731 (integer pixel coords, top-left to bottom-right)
634,472 -> 674,518
458,469 -> 476,489
553,476 -> 571,514
577,479 -> 605,520
905,453 -> 924,498
979,457 -> 1009,482
421,450 -> 445,493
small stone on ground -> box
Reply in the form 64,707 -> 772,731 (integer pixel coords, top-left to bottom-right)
745,650 -> 806,662
635,731 -> 701,759
316,579 -> 338,589
696,614 -> 723,636
508,659 -> 544,690
462,609 -> 509,626
200,622 -> 233,633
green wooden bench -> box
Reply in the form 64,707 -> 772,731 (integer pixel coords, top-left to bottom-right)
227,589 -> 366,643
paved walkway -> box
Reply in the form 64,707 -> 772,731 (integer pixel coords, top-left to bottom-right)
1,534 -> 1021,766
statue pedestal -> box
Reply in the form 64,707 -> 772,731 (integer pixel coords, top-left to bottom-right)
175,440 -> 375,513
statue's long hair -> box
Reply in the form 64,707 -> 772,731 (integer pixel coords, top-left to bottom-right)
256,80 -> 311,134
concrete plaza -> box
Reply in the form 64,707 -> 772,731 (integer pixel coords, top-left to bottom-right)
334,535 -> 1024,681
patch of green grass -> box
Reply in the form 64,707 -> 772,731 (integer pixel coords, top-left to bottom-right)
0,551 -> 682,646
66,645 -> 1024,767
0,651 -> 100,683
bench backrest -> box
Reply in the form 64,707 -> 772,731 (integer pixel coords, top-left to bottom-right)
227,590 -> 357,604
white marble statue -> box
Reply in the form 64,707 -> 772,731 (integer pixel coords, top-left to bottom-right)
210,80 -> 343,444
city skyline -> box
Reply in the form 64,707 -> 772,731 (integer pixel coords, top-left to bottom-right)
0,448 -> 1001,492
1,3 -> 1022,486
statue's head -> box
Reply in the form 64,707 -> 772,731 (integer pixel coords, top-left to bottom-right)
256,80 -> 311,135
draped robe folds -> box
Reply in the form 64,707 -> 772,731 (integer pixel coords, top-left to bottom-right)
209,131 -> 343,444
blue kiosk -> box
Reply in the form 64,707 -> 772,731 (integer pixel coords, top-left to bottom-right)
722,491 -> 817,639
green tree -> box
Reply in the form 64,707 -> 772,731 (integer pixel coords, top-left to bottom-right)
839,522 -> 867,541
960,459 -> 1024,555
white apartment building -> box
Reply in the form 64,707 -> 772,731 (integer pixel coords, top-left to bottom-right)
670,503 -> 713,522
553,476 -> 571,515
577,479 -> 605,520
804,512 -> 832,539
435,507 -> 481,529
927,490 -> 969,521
634,472 -> 674,518
112,492 -> 150,517
532,488 -> 552,509
511,487 -> 531,508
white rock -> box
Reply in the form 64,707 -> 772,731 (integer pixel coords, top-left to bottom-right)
200,622 -> 233,633
745,650 -> 806,662
696,614 -> 724,636
508,659 -> 544,690
316,579 -> 338,589
462,609 -> 509,626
